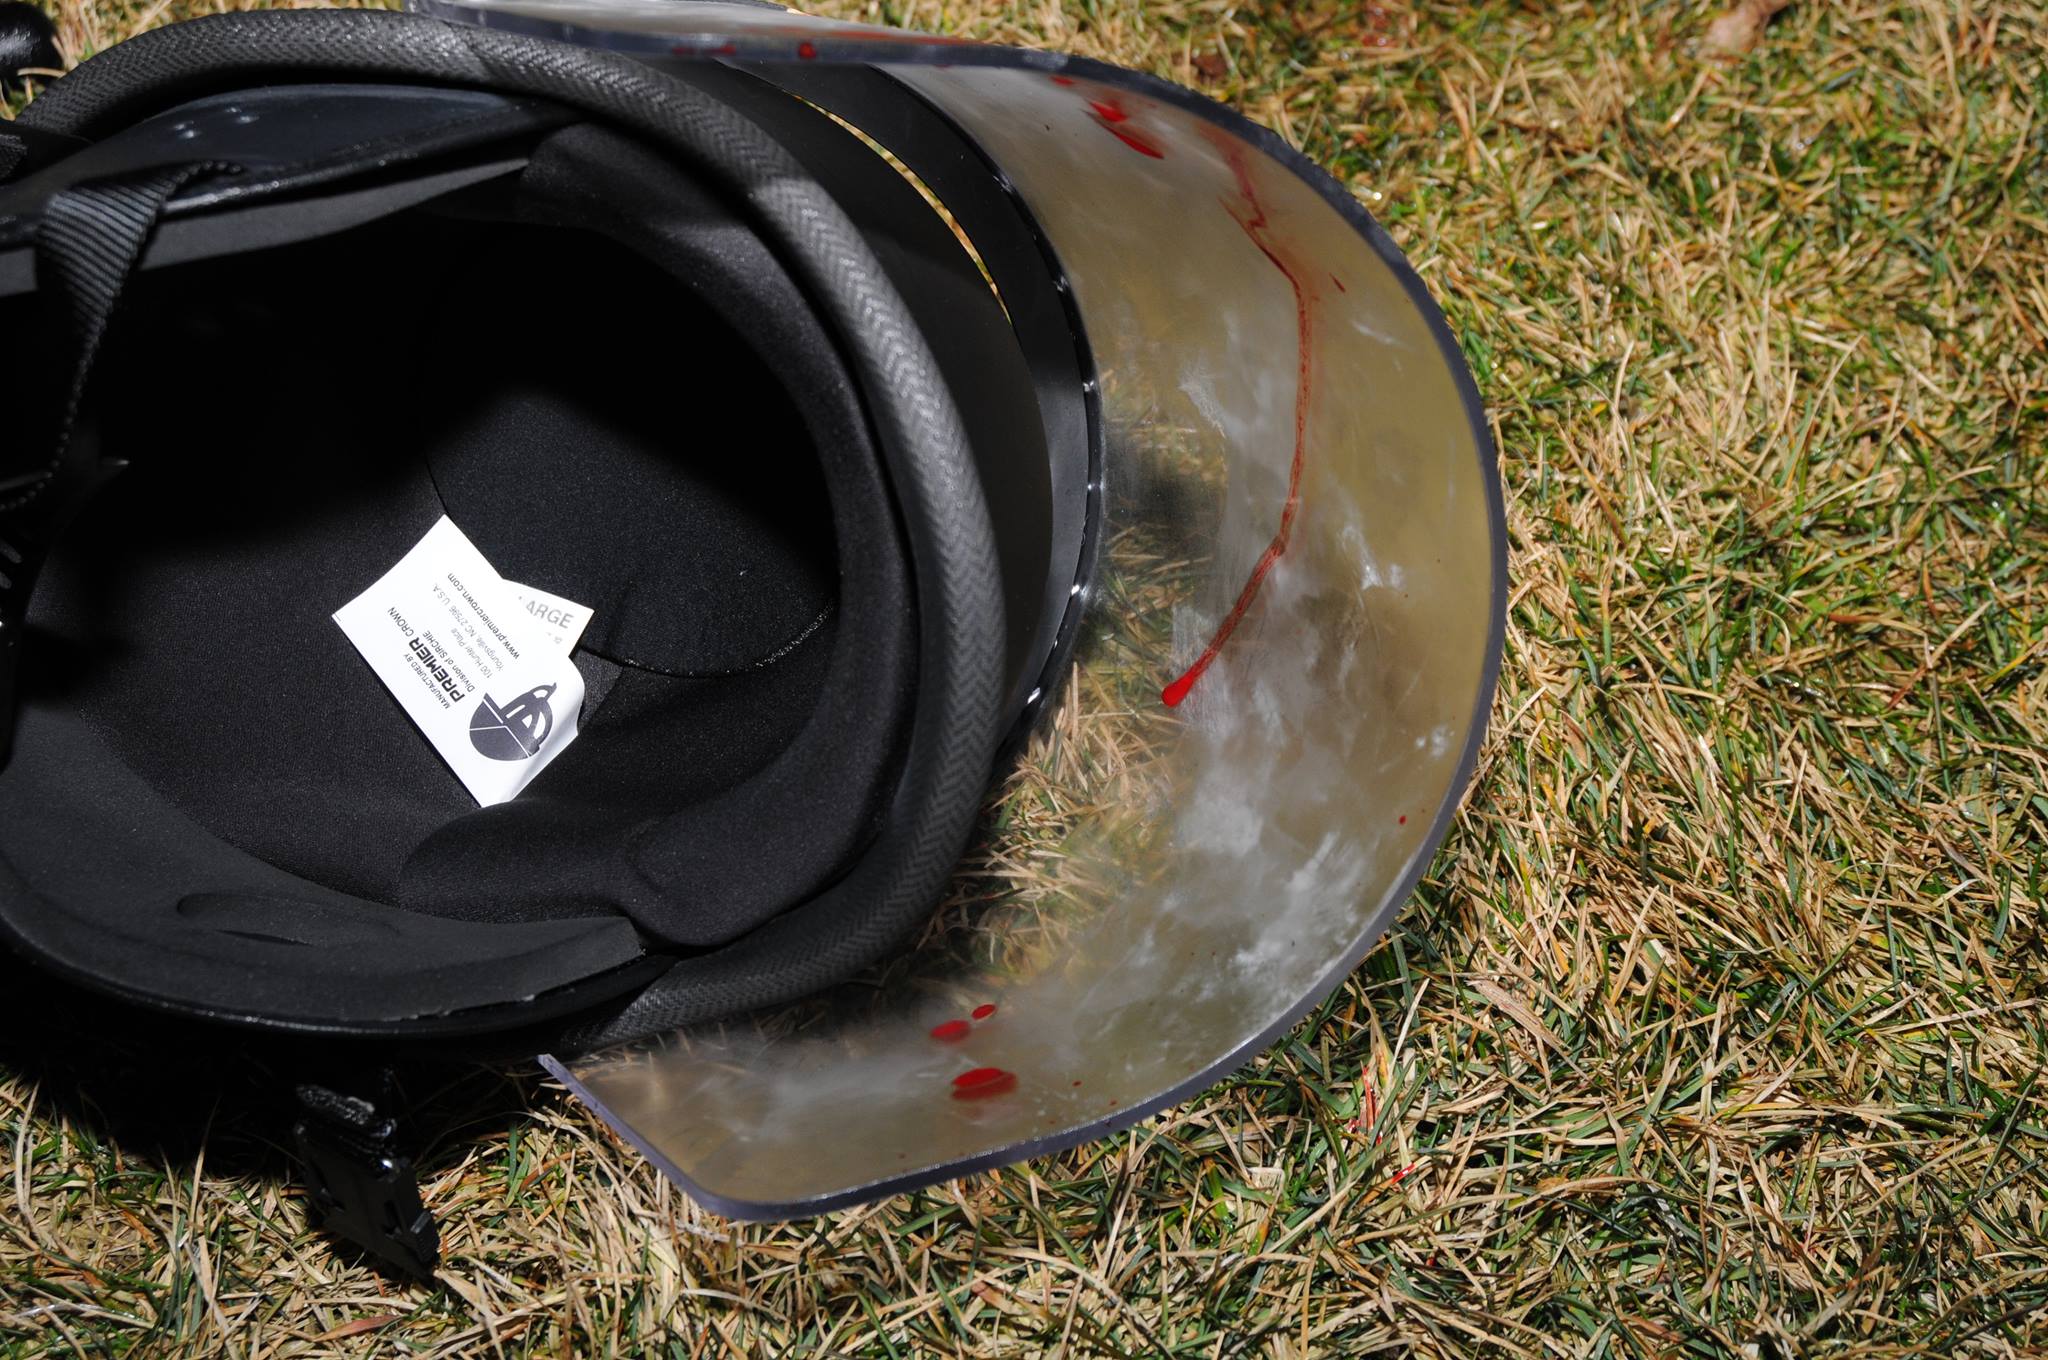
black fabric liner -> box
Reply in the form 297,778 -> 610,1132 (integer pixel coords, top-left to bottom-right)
0,118 -> 921,1026
0,703 -> 656,1026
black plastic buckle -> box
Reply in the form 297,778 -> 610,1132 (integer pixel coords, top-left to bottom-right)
292,1074 -> 441,1279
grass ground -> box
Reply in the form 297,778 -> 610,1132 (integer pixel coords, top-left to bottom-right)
4,0 -> 2046,1355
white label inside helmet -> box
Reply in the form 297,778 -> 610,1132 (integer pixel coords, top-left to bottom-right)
332,515 -> 591,807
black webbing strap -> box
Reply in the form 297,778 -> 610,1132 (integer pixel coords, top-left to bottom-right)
4,161 -> 230,503
0,161 -> 233,763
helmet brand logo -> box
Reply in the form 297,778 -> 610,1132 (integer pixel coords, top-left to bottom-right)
468,684 -> 557,761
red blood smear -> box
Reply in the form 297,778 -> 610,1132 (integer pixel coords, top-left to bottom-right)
797,40 -> 817,59
1105,127 -> 1166,159
1398,815 -> 1407,825
1161,138 -> 1318,708
1331,274 -> 1349,293
951,1067 -> 1017,1099
1050,74 -> 1077,86
929,1019 -> 970,1041
971,1003 -> 997,1020
1085,96 -> 1167,159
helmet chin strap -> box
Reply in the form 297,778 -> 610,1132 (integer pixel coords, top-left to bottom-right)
0,160 -> 235,767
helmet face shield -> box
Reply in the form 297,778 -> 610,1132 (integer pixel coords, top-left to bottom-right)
427,0 -> 1506,1216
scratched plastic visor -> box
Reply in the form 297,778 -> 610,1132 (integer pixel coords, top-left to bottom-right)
422,0 -> 1506,1216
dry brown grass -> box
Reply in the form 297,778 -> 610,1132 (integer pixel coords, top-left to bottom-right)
6,0 -> 2048,1355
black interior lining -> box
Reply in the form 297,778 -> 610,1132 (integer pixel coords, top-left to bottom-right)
0,702 -> 654,1027
560,602 -> 840,679
2,119 -> 920,976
